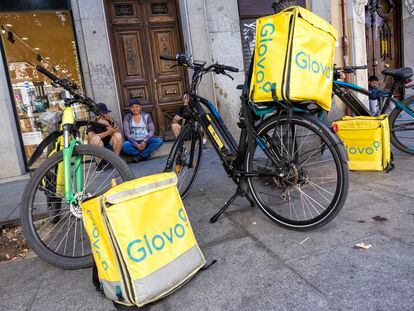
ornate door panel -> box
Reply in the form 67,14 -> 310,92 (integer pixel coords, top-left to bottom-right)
365,0 -> 402,89
105,0 -> 187,139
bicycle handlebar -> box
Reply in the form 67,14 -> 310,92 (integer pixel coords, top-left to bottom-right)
335,65 -> 368,74
220,65 -> 239,73
36,65 -> 100,115
36,65 -> 60,82
159,54 -> 239,75
160,55 -> 177,61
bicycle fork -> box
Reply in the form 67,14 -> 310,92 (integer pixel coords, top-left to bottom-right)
61,125 -> 83,205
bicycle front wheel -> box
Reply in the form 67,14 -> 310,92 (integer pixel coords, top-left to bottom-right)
389,100 -> 414,155
165,125 -> 202,198
245,114 -> 349,230
21,145 -> 134,269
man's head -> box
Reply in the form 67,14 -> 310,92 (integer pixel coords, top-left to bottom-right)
368,75 -> 379,88
96,103 -> 111,116
128,98 -> 142,115
183,92 -> 190,106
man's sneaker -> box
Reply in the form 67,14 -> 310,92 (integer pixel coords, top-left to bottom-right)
133,155 -> 143,163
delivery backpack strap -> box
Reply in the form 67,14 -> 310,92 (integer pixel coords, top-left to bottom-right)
385,152 -> 395,173
200,259 -> 217,271
92,258 -> 103,293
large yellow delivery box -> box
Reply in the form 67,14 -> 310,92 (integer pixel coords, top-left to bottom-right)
250,6 -> 338,111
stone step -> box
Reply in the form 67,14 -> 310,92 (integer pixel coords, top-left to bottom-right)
121,141 -> 173,163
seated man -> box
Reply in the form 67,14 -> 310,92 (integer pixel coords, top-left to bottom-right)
171,92 -> 208,149
87,103 -> 123,155
122,98 -> 163,162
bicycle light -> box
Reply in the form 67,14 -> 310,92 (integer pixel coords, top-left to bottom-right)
332,123 -> 339,133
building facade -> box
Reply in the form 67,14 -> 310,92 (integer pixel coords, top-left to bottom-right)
0,0 -> 413,179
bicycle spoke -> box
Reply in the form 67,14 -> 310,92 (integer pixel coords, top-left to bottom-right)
80,219 -> 85,257
46,214 -> 72,247
91,169 -> 116,196
41,211 -> 71,241
307,181 -> 332,203
73,217 -> 78,257
37,184 -> 65,200
59,216 -> 75,255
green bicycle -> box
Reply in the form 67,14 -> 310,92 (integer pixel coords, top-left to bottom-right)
21,66 -> 134,269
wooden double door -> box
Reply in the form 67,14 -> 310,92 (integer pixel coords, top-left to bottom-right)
105,0 -> 187,139
365,0 -> 402,81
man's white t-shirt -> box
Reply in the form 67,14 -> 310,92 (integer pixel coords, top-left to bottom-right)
131,116 -> 148,141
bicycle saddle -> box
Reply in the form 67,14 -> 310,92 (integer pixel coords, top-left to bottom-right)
382,67 -> 413,80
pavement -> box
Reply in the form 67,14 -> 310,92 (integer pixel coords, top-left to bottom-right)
0,148 -> 414,310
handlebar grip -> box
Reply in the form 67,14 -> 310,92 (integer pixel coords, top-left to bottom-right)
354,65 -> 368,70
36,65 -> 60,82
222,65 -> 239,73
160,55 -> 177,61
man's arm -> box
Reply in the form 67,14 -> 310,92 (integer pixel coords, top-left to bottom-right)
143,114 -> 155,143
172,114 -> 182,123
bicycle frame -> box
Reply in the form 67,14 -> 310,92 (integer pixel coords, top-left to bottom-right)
170,91 -> 287,182
333,80 -> 414,118
59,106 -> 83,205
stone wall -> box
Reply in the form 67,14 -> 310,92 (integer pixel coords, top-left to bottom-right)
180,0 -> 244,136
70,0 -> 121,124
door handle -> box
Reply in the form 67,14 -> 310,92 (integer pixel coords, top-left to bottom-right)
166,90 -> 177,95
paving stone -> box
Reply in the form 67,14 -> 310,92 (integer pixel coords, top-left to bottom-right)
227,207 -> 378,263
161,237 -> 330,311
287,235 -> 414,310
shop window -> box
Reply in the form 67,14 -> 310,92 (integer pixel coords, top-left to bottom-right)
0,11 -> 86,168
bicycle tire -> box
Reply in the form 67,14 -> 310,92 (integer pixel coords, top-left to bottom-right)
245,113 -> 349,231
389,99 -> 414,155
165,125 -> 202,198
21,145 -> 134,269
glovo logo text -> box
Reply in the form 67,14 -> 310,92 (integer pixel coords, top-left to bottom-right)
87,210 -> 109,271
255,23 -> 276,93
127,208 -> 189,263
344,140 -> 381,156
295,51 -> 332,79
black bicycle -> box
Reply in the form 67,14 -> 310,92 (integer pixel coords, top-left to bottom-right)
161,54 -> 349,231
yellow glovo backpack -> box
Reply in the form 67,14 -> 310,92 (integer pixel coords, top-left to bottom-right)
250,6 -> 338,111
333,115 -> 394,171
81,172 -> 206,308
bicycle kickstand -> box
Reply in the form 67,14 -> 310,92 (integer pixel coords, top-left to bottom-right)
210,186 -> 244,223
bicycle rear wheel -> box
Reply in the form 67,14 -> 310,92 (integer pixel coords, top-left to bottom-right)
21,145 -> 134,269
165,125 -> 202,198
245,114 -> 349,231
389,100 -> 414,155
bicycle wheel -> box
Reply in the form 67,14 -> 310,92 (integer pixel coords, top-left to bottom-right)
245,113 -> 349,231
21,145 -> 134,269
389,100 -> 414,155
165,125 -> 202,198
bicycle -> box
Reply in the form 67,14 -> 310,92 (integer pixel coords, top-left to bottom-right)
20,66 -> 134,269
332,65 -> 414,154
161,54 -> 349,230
